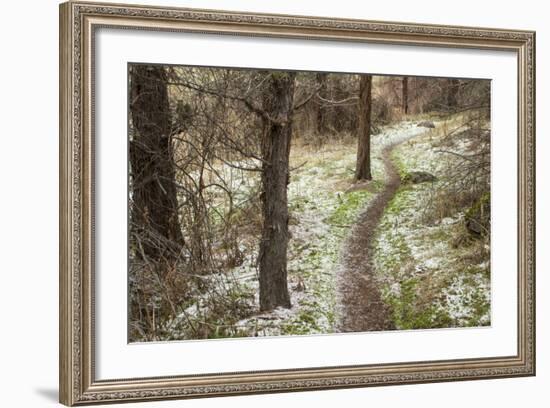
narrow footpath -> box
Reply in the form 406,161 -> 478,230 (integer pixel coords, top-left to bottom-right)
336,133 -> 420,332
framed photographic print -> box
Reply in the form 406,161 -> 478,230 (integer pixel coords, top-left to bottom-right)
59,1 -> 536,405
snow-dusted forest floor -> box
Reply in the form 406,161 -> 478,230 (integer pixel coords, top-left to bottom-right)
374,117 -> 491,329
158,115 -> 490,341
221,120 -> 427,336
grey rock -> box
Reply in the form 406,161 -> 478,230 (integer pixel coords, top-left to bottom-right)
403,171 -> 437,184
417,120 -> 436,128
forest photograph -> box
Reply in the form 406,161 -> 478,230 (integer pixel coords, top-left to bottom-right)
127,63 -> 491,342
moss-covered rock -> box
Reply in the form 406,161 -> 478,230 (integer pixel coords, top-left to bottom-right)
465,192 -> 490,236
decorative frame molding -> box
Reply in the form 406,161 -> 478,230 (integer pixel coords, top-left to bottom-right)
59,1 -> 535,405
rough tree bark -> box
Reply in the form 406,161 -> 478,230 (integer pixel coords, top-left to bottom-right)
402,76 -> 409,114
258,72 -> 295,311
314,72 -> 329,135
446,78 -> 460,109
355,74 -> 373,181
129,65 -> 184,263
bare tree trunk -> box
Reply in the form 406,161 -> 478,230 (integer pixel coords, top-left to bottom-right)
129,65 -> 184,263
315,72 -> 329,135
355,74 -> 373,181
402,76 -> 409,114
258,72 -> 295,311
446,78 -> 460,109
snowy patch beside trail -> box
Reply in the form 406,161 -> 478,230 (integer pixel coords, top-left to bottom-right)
373,115 -> 491,330
374,121 -> 428,148
370,121 -> 427,180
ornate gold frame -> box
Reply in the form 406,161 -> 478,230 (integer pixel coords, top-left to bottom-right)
59,1 -> 536,405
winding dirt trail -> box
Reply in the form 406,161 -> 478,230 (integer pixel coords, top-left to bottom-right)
336,135 -> 415,333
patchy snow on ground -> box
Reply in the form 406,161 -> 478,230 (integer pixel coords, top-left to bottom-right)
225,141 -> 362,336
167,120 -> 428,339
160,116 -> 489,340
231,122 -> 429,337
372,115 -> 491,330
